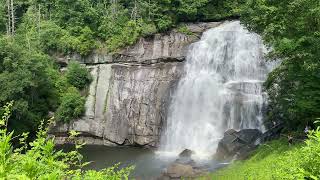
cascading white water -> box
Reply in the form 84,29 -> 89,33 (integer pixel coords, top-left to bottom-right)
160,21 -> 276,156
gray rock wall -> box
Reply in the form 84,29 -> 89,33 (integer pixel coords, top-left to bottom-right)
50,22 -> 222,147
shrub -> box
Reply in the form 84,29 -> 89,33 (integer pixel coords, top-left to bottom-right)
65,61 -> 92,90
177,25 -> 194,36
155,15 -> 174,32
39,21 -> 71,54
0,102 -> 133,179
55,88 -> 85,123
106,20 -> 143,52
141,22 -> 157,37
70,26 -> 97,56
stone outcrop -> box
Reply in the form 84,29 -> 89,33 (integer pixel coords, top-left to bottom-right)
178,149 -> 194,158
159,163 -> 206,180
55,22 -> 222,66
50,22 -> 222,147
157,149 -> 207,180
215,129 -> 263,160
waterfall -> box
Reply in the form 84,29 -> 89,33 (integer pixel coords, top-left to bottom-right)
160,21 -> 275,156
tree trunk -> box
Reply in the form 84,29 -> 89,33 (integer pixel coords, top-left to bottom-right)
6,0 -> 11,35
110,0 -> 117,18
38,4 -> 41,36
10,0 -> 14,35
131,0 -> 137,21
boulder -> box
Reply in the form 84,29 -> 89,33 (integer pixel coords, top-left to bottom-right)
159,163 -> 206,180
261,122 -> 284,142
157,149 -> 209,179
178,149 -> 194,158
216,129 -> 262,160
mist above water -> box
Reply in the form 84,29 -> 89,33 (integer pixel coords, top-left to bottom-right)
160,21 -> 275,156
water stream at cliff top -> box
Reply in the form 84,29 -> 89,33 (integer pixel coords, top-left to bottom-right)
159,21 -> 275,156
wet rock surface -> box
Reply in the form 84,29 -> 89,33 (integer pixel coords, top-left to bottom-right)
178,149 -> 194,158
158,150 -> 208,180
159,163 -> 206,180
216,129 -> 263,160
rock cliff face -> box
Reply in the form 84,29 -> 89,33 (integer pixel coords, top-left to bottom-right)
50,22 -> 222,147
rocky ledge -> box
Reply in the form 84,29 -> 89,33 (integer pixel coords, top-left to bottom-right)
49,22 -> 223,147
215,125 -> 284,160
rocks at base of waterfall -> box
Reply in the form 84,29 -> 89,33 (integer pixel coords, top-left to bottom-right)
261,122 -> 284,142
158,163 -> 207,180
215,129 -> 263,160
178,149 -> 194,158
157,149 -> 207,180
175,149 -> 196,167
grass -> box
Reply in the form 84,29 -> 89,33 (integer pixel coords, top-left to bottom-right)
200,138 -> 304,180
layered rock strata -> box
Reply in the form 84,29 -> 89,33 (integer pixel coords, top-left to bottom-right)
50,22 -> 222,147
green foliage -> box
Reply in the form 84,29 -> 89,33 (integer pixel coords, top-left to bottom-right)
38,21 -> 71,54
176,0 -> 209,21
0,35 -> 92,135
98,4 -> 130,41
0,0 -> 5,33
0,103 -> 133,179
72,26 -> 97,56
52,0 -> 99,31
55,88 -> 85,123
106,20 -> 144,52
66,61 -> 92,90
177,25 -> 194,35
207,127 -> 320,179
0,36 -> 59,134
7,0 -> 245,55
241,0 -> 320,129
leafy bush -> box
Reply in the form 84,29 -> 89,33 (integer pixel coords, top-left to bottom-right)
0,37 -> 59,135
38,21 -> 72,54
177,25 -> 194,35
66,61 -> 92,90
98,4 -> 130,41
141,23 -> 158,37
0,102 -> 133,179
69,26 -> 97,56
55,88 -> 85,123
106,20 -> 143,52
154,15 -> 174,32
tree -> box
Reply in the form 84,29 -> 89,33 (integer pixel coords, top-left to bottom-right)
0,37 -> 59,134
5,0 -> 15,35
65,61 -> 92,90
55,87 -> 85,123
0,0 -> 6,33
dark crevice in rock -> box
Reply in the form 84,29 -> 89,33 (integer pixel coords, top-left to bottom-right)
51,132 -> 104,139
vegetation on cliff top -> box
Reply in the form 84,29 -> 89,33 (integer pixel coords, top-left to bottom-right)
0,0 -> 246,55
